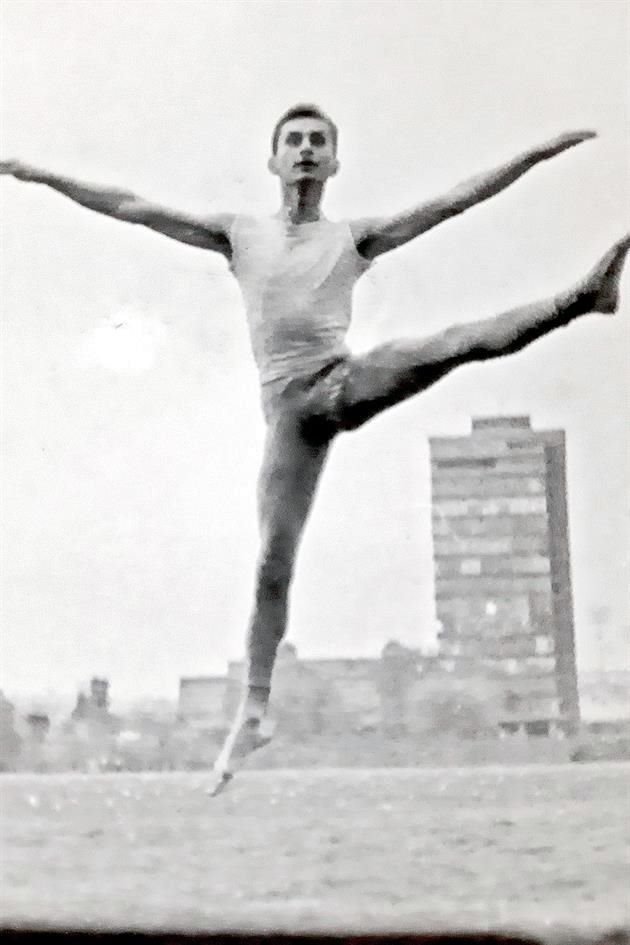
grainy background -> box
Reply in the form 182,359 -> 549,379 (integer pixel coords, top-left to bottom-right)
2,763 -> 628,933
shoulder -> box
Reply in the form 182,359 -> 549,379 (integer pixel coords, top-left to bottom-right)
348,218 -> 376,243
199,211 -> 237,237
227,215 -> 282,273
348,217 -> 382,242
348,216 -> 409,262
347,217 -> 382,263
228,213 -> 279,240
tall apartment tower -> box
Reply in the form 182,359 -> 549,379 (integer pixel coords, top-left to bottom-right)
429,416 -> 580,734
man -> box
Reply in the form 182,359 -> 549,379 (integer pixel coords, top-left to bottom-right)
2,105 -> 629,794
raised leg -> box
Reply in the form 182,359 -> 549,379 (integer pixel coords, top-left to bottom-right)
338,234 -> 630,431
209,410 -> 330,793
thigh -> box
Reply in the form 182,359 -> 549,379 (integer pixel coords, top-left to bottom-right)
337,330 -> 473,431
257,409 -> 331,550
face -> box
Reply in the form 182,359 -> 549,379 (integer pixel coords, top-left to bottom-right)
268,117 -> 339,184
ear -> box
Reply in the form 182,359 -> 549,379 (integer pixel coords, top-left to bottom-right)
329,158 -> 340,177
268,155 -> 280,176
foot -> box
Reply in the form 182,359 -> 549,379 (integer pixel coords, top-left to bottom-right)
574,234 -> 630,314
207,711 -> 275,797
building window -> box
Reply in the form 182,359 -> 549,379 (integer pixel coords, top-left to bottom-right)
504,690 -> 522,712
461,558 -> 481,576
435,458 -> 497,468
535,635 -> 554,655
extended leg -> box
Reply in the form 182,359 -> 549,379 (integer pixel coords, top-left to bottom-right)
338,234 -> 630,430
246,415 -> 330,691
209,411 -> 330,793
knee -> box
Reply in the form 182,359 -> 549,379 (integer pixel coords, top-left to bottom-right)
440,324 -> 476,359
256,535 -> 295,598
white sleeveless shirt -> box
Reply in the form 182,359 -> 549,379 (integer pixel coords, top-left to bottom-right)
229,215 -> 371,387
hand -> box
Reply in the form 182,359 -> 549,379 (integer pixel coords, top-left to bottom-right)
0,159 -> 38,181
537,130 -> 597,160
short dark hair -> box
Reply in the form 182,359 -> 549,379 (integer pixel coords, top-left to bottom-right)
271,103 -> 338,154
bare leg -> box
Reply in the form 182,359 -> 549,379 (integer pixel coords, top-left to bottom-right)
246,414 -> 330,692
209,411 -> 330,792
338,235 -> 630,430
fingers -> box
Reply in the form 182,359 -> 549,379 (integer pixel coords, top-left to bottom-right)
605,233 -> 630,275
564,130 -> 597,145
551,130 -> 597,153
537,130 -> 597,162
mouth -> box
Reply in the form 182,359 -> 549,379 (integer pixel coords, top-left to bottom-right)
295,161 -> 318,170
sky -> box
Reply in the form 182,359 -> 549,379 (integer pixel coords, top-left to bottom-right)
1,0 -> 629,705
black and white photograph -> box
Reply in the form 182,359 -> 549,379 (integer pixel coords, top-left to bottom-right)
1,0 -> 629,939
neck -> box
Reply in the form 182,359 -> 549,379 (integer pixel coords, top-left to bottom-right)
279,179 -> 325,223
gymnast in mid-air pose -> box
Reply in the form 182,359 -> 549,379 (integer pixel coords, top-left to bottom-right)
2,105 -> 628,793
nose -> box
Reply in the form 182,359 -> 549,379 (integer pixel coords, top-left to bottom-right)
300,145 -> 314,158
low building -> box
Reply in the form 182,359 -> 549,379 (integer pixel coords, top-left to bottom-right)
177,643 -> 502,738
578,671 -> 630,724
177,676 -> 228,729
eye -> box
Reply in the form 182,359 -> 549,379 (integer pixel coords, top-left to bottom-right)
310,132 -> 326,147
286,132 -> 302,147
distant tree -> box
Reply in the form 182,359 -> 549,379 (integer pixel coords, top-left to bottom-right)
90,678 -> 110,712
426,693 -> 492,738
26,713 -> 50,741
378,641 -> 418,734
71,692 -> 89,721
414,674 -> 500,739
0,691 -> 21,771
271,645 -> 346,736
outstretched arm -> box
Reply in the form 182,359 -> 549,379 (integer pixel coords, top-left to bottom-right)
351,131 -> 596,261
0,160 -> 233,258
